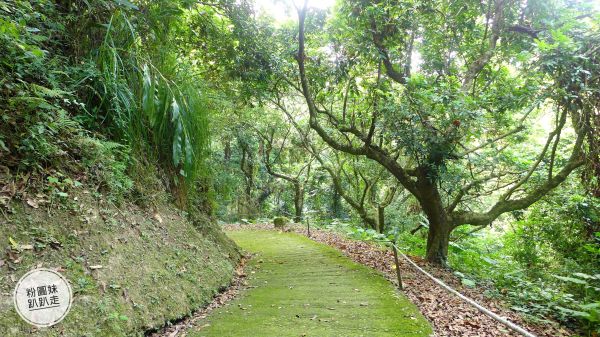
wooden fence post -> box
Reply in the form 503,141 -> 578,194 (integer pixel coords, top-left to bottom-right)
391,244 -> 403,290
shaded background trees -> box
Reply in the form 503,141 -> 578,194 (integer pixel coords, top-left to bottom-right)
290,0 -> 596,266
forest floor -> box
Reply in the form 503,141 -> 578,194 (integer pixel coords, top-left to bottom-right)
152,224 -> 572,337
173,230 -> 432,337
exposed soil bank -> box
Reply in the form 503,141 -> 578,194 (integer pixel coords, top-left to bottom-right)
0,193 -> 240,336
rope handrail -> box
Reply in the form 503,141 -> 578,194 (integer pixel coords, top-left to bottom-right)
386,241 -> 537,337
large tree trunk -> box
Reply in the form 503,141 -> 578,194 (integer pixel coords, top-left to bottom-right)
425,218 -> 450,266
359,211 -> 377,230
293,183 -> 304,223
416,168 -> 451,266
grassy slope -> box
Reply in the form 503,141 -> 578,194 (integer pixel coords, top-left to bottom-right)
191,230 -> 432,337
0,191 -> 240,336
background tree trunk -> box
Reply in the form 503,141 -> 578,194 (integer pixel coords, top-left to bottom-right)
293,183 -> 304,223
377,206 -> 385,233
331,187 -> 343,218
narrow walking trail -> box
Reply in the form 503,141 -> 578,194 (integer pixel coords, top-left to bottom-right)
190,230 -> 432,337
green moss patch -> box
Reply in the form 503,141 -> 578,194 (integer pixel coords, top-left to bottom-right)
190,230 -> 432,337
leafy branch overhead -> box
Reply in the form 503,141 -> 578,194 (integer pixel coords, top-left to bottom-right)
291,0 -> 597,265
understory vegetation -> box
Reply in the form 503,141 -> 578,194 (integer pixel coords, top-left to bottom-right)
0,0 -> 247,335
1,0 -> 599,336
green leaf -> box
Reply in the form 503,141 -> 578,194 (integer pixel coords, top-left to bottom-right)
9,237 -> 18,249
0,18 -> 19,38
142,65 -> 154,115
171,98 -> 180,121
482,257 -> 498,265
572,273 -> 594,279
556,306 -> 592,319
29,47 -> 44,58
0,140 -> 8,151
580,303 -> 600,311
461,278 -> 476,288
113,0 -> 139,10
553,275 -> 588,285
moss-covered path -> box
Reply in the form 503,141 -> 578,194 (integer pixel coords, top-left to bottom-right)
190,230 -> 432,337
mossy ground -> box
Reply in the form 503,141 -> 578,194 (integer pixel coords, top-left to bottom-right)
191,230 -> 432,337
0,192 -> 240,336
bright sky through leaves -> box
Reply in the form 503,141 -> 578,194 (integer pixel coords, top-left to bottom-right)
256,0 -> 600,22
255,0 -> 337,23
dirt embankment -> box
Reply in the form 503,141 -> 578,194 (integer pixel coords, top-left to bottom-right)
0,191 -> 240,336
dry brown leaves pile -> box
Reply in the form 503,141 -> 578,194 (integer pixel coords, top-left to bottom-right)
224,223 -> 572,337
149,256 -> 250,337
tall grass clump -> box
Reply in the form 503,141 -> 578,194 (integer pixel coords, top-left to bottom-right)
82,10 -> 210,208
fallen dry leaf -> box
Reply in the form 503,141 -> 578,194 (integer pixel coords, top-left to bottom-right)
26,198 -> 39,209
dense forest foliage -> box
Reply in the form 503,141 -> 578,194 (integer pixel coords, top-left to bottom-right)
1,0 -> 599,335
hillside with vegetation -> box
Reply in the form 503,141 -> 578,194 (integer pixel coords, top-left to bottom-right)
1,0 -> 599,336
0,0 -> 245,335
